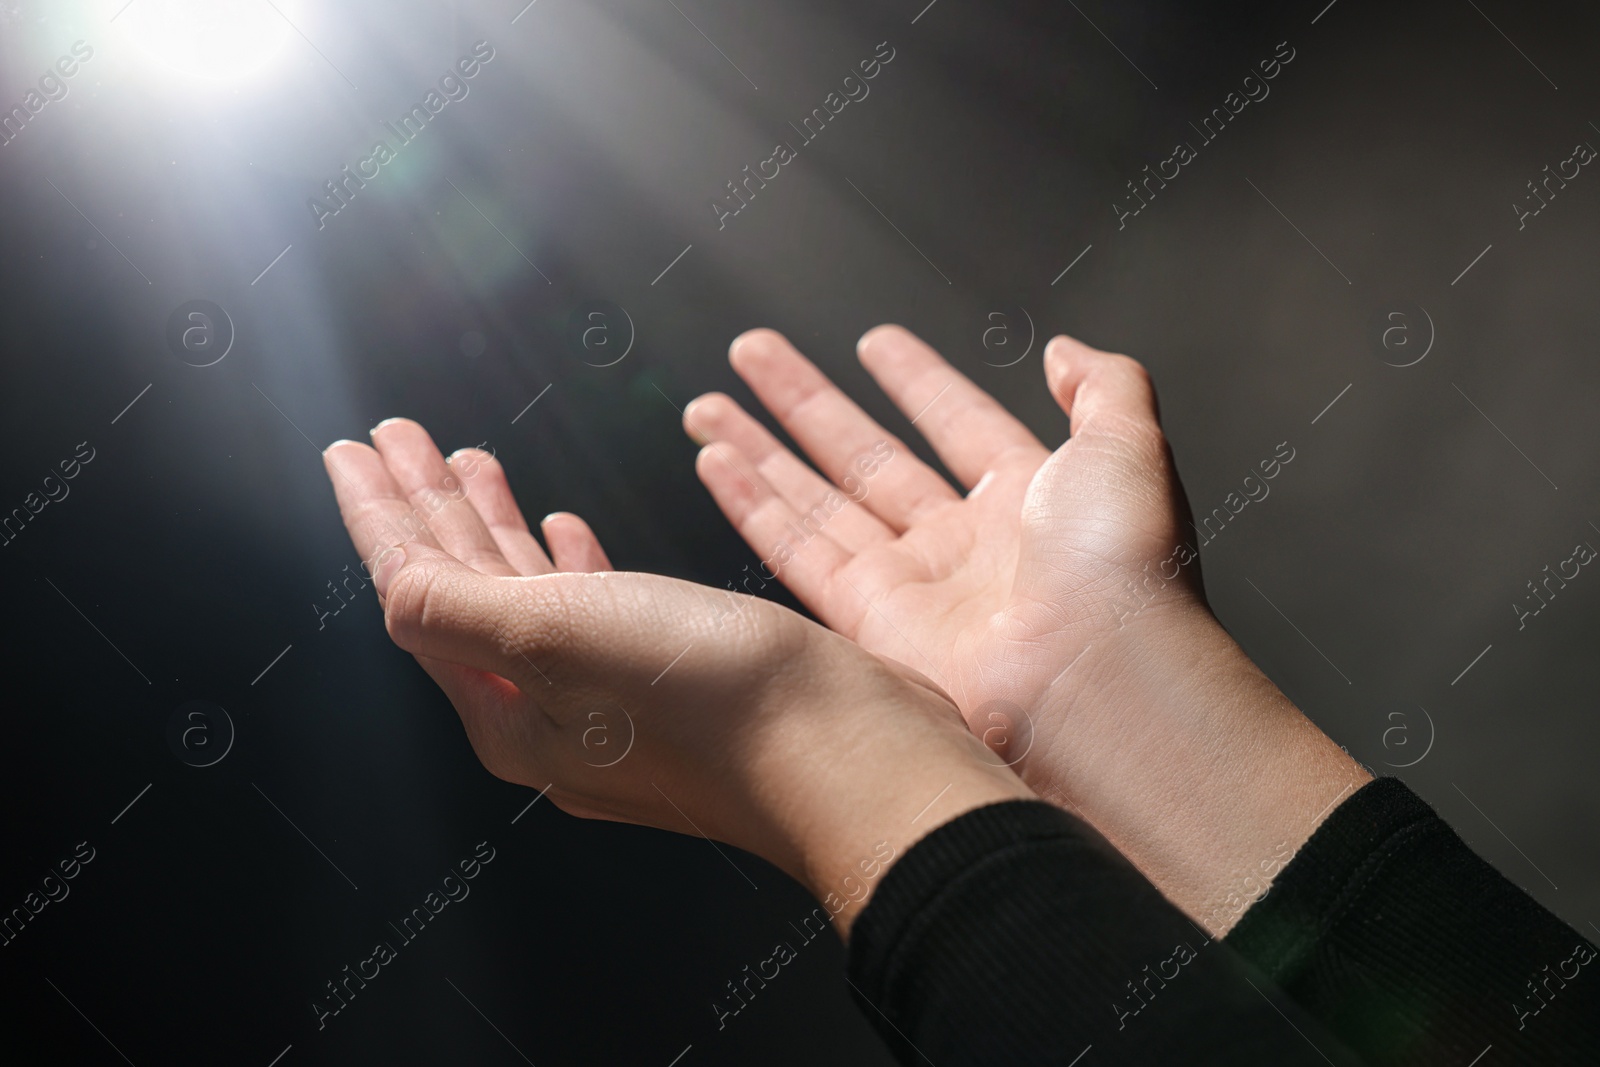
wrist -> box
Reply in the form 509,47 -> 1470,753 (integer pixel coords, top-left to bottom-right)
795,757 -> 1029,938
756,651 -> 1035,938
1029,603 -> 1369,934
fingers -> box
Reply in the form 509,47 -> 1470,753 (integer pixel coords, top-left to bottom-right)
379,543 -> 556,691
540,513 -> 613,573
335,422 -> 607,582
370,419 -> 519,578
1043,335 -> 1162,440
323,439 -> 446,576
694,443 -> 865,632
856,325 -> 1048,488
381,545 -> 738,695
446,448 -> 555,577
683,392 -> 893,554
726,329 -> 960,531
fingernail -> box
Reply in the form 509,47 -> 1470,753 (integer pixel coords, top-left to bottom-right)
372,544 -> 408,598
682,402 -> 708,444
323,439 -> 358,456
541,512 -> 565,526
369,417 -> 407,436
728,328 -> 775,365
856,324 -> 890,356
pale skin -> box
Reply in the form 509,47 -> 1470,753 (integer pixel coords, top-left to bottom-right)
323,325 -> 1366,943
323,423 -> 1030,937
685,326 -> 1369,934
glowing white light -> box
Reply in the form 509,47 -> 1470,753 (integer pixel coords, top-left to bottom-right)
123,0 -> 297,83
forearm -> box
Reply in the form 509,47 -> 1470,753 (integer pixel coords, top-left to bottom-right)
1035,602 -> 1369,935
765,685 -> 1035,936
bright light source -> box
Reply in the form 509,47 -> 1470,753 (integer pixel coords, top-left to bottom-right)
122,0 -> 296,83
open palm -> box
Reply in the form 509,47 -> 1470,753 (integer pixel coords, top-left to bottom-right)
321,420 -> 1028,896
686,326 -> 1205,768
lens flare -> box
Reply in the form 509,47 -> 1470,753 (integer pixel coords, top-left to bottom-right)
122,0 -> 296,82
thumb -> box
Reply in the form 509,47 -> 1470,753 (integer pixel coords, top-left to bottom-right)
1043,334 -> 1163,440
379,542 -> 555,691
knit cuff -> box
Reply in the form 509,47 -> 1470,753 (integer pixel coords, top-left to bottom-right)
848,799 -> 1090,989
1224,775 -> 1435,979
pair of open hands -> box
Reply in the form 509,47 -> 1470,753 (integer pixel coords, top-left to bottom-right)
323,326 -> 1364,934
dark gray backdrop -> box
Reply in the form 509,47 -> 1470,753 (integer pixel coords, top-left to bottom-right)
2,0 -> 1596,1063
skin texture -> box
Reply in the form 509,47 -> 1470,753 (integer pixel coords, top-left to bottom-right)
687,326 -> 1369,934
322,422 -> 1031,936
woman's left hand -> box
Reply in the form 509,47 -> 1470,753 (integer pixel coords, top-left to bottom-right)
321,420 -> 1031,932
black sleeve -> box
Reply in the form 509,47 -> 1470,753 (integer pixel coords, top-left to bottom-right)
1225,776 -> 1600,1066
845,800 -> 1367,1066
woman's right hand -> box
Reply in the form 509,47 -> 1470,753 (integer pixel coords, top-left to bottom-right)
684,327 -> 1368,933
323,422 -> 1031,933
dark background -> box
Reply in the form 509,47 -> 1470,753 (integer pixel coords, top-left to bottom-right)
2,0 -> 1597,1063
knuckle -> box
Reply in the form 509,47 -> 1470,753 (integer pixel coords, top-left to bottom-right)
382,560 -> 435,645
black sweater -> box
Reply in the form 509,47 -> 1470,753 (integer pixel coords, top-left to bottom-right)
847,778 -> 1600,1065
